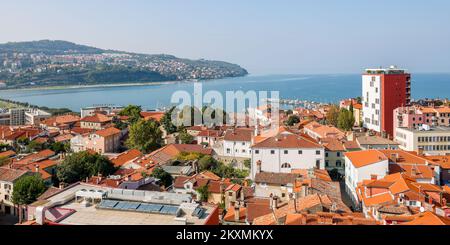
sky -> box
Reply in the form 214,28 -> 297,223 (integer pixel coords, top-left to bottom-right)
1,0 -> 450,74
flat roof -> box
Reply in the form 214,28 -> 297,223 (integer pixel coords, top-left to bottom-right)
397,126 -> 450,133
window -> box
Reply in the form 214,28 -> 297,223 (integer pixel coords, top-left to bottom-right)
242,142 -> 245,146
271,150 -> 275,154
255,150 -> 260,154
325,152 -> 329,157
242,149 -> 246,153
281,193 -> 286,198
325,161 -> 329,167
316,150 -> 321,155
336,160 -> 342,167
337,152 -> 341,157
281,163 -> 291,168
284,150 -> 288,154
227,148 -> 231,154
298,150 -> 303,154
316,160 -> 321,168
229,192 -> 233,197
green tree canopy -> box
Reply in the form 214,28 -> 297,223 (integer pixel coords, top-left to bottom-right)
151,167 -> 173,188
119,105 -> 142,124
178,129 -> 194,144
12,175 -> 47,205
337,108 -> 355,131
56,151 -> 116,184
326,104 -> 340,127
161,106 -> 178,134
198,155 -> 217,171
126,119 -> 163,153
197,184 -> 210,202
285,115 -> 300,126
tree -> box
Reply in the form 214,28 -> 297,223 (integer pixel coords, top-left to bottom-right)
178,129 -> 194,144
243,159 -> 251,169
119,105 -> 142,124
197,184 -> 210,202
285,109 -> 293,116
49,142 -> 69,154
151,167 -> 173,188
126,119 -> 163,153
161,106 -> 178,134
12,175 -> 47,205
337,108 -> 355,131
326,105 -> 340,127
176,152 -> 204,162
56,151 -> 116,184
355,96 -> 362,104
198,155 -> 217,171
285,115 -> 300,126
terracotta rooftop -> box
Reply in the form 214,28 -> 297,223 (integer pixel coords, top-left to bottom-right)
81,113 -> 111,123
252,132 -> 322,149
0,150 -> 16,158
254,172 -> 300,185
95,127 -> 121,137
224,128 -> 253,142
0,167 -> 28,182
401,211 -> 450,225
110,149 -> 143,167
345,150 -> 388,168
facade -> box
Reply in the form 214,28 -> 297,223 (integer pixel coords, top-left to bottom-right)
24,109 -> 51,126
344,150 -> 389,205
0,167 -> 29,216
362,66 -> 411,137
250,131 -> 325,179
9,108 -> 26,126
70,127 -> 121,154
303,121 -> 346,140
222,128 -> 253,160
80,113 -> 112,130
394,126 -> 450,155
80,105 -> 123,118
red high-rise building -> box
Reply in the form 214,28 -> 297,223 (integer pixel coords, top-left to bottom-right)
362,66 -> 411,138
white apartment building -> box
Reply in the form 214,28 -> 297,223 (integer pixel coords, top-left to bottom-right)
222,128 -> 254,159
362,73 -> 382,133
250,131 -> 325,179
394,125 -> 450,155
344,150 -> 389,205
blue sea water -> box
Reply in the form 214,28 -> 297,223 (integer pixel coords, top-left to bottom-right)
0,73 -> 448,112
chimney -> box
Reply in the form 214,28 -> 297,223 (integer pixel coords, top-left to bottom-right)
234,203 -> 241,222
371,175 -> 378,181
35,164 -> 39,173
411,166 -> 417,176
271,195 -> 279,210
256,160 -> 262,174
59,182 -> 65,189
391,153 -> 397,163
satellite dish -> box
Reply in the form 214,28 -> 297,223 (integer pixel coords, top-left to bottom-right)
419,207 -> 425,213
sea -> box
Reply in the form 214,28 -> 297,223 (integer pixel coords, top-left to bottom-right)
0,73 -> 449,112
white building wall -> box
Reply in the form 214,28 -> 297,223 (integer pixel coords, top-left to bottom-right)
362,75 -> 382,132
251,147 -> 325,179
223,140 -> 252,158
345,156 -> 389,202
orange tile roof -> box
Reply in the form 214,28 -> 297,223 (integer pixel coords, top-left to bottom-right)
0,150 -> 16,158
424,155 -> 450,169
224,128 -> 253,142
81,113 -> 111,123
362,192 -> 394,206
379,150 -> 428,165
252,132 -> 322,149
95,127 -> 121,137
12,149 -> 55,166
0,167 -> 28,182
304,121 -> 346,140
401,211 -> 450,225
140,111 -> 165,122
345,150 -> 388,168
110,149 -> 143,167
223,207 -> 247,222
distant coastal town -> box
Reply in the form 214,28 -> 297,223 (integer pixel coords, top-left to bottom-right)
1,65 -> 450,226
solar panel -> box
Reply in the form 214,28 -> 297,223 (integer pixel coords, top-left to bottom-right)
115,201 -> 127,210
148,204 -> 163,212
127,202 -> 140,210
160,205 -> 178,215
137,204 -> 150,212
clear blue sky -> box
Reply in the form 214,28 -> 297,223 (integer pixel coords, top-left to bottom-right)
1,0 -> 449,74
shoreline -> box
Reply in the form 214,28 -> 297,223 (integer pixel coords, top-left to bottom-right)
0,75 -> 250,92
